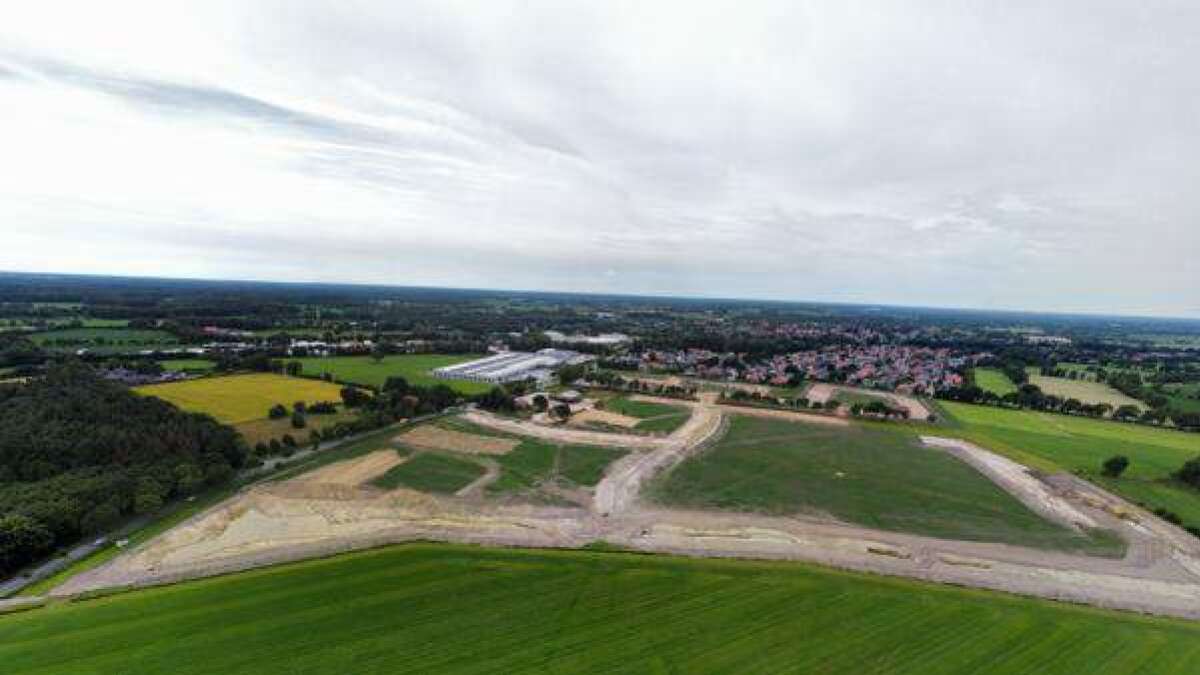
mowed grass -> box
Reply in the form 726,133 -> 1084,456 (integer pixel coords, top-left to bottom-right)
602,395 -> 692,434
650,415 -> 1118,553
1027,369 -> 1145,410
974,368 -> 1018,396
371,452 -> 484,493
3,544 -> 1199,674
939,402 -> 1200,525
294,354 -> 492,394
158,358 -> 216,372
135,374 -> 348,424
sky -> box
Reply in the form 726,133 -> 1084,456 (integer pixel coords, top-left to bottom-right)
1,1 -> 1197,317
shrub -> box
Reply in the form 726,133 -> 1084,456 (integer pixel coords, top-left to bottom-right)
1101,455 -> 1130,478
268,403 -> 288,419
1178,457 -> 1200,489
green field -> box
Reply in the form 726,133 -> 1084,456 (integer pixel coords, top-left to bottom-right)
371,452 -> 484,493
650,415 -> 1118,553
1027,369 -> 1145,410
940,402 -> 1200,525
602,395 -> 692,434
28,327 -> 178,354
295,354 -> 492,394
974,368 -> 1019,396
429,418 -> 627,498
135,373 -> 348,424
158,358 -> 216,372
3,544 -> 1199,674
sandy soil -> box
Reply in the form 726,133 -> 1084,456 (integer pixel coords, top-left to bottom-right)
461,410 -> 668,449
397,425 -> 519,455
569,409 -> 641,428
54,399 -> 1200,621
717,404 -> 850,427
293,450 -> 404,488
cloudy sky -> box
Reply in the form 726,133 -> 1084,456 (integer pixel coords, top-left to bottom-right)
2,2 -> 1197,317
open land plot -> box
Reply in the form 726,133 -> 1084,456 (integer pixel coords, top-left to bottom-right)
294,354 -> 492,394
649,415 -> 1118,554
4,544 -> 1200,675
939,402 -> 1200,525
134,373 -> 348,424
417,418 -> 628,497
397,424 -> 519,455
1027,369 -> 1145,410
600,395 -> 692,434
974,368 -> 1019,396
805,383 -> 931,420
370,452 -> 486,493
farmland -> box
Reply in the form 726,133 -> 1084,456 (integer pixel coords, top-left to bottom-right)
295,354 -> 492,394
648,415 -> 1115,552
28,327 -> 179,354
371,451 -> 484,493
940,402 -> 1200,525
1026,369 -> 1145,410
134,373 -> 347,424
973,368 -> 1019,396
158,358 -> 216,372
3,544 -> 1199,674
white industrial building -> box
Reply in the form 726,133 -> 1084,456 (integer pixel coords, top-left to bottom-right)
432,349 -> 595,385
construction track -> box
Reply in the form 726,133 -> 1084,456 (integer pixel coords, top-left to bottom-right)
56,397 -> 1200,621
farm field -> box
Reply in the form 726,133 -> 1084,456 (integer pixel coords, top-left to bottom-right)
28,327 -> 179,354
134,373 -> 347,424
973,368 -> 1018,396
295,354 -> 491,394
939,402 -> 1200,526
601,395 -> 692,433
3,544 -> 1199,674
648,415 -> 1116,553
1027,368 -> 1145,410
234,408 -> 357,447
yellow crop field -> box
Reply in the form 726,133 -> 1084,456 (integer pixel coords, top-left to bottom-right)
135,374 -> 349,424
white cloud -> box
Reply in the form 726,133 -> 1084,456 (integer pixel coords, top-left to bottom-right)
0,0 -> 1197,316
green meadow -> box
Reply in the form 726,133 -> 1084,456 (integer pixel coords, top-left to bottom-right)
973,368 -> 1019,396
294,354 -> 492,394
2,544 -> 1198,674
649,415 -> 1119,554
939,402 -> 1200,525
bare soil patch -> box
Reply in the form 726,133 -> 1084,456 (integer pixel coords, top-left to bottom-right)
397,425 -> 519,455
290,450 -> 405,488
570,409 -> 640,429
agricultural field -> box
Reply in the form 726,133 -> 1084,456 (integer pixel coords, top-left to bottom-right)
134,373 -> 348,424
3,544 -> 1198,674
28,327 -> 179,354
1162,383 -> 1200,415
234,408 -> 358,447
1027,368 -> 1145,410
294,354 -> 492,394
371,452 -> 484,493
158,358 -> 216,372
649,415 -> 1116,553
599,395 -> 692,434
973,368 -> 1018,396
939,402 -> 1200,526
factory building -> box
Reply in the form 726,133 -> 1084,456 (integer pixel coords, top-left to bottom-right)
432,349 -> 595,385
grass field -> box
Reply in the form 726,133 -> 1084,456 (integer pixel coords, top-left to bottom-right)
1027,369 -> 1145,410
371,452 -> 484,493
602,395 -> 692,434
974,368 -> 1019,396
428,418 -> 627,498
295,354 -> 491,394
3,543 -> 1199,674
650,415 -> 1118,553
158,358 -> 216,372
939,402 -> 1200,525
135,374 -> 348,424
28,327 -> 178,354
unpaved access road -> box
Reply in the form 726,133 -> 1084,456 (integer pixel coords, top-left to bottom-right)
52,399 -> 1200,621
